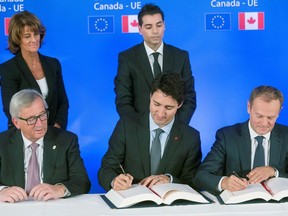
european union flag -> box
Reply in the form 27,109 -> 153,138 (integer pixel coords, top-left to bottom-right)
88,16 -> 115,34
205,13 -> 231,31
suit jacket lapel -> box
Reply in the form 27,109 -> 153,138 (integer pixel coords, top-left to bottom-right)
237,122 -> 252,174
16,53 -> 41,92
269,126 -> 282,166
136,43 -> 154,87
7,130 -> 25,188
39,54 -> 54,105
137,114 -> 151,177
42,128 -> 58,183
162,44 -> 174,73
158,120 -> 182,173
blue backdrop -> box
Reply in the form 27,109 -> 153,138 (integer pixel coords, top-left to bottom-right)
0,0 -> 287,193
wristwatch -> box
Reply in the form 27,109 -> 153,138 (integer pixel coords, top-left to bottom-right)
272,167 -> 278,177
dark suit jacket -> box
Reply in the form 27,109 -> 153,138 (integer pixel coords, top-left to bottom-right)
114,42 -> 196,124
98,113 -> 202,191
0,52 -> 69,129
193,121 -> 288,195
0,127 -> 91,196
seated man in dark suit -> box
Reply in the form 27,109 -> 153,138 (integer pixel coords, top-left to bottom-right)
194,85 -> 288,195
0,89 -> 91,202
98,73 -> 202,191
114,3 -> 196,124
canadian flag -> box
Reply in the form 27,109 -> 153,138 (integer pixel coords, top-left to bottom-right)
239,12 -> 265,30
122,15 -> 139,33
4,18 -> 11,36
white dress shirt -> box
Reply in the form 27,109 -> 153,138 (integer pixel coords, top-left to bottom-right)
143,41 -> 164,75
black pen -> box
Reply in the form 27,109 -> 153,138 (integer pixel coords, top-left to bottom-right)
119,164 -> 126,175
232,171 -> 248,182
232,171 -> 241,179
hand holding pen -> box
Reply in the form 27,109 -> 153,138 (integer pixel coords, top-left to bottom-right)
221,171 -> 248,192
232,171 -> 247,181
232,171 -> 250,183
231,171 -> 248,189
112,164 -> 134,191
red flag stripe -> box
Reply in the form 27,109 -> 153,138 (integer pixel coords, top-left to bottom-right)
239,13 -> 245,30
258,12 -> 264,29
5,18 -> 11,36
122,16 -> 128,33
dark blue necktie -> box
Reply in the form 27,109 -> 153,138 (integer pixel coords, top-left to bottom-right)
253,136 -> 265,168
152,52 -> 161,78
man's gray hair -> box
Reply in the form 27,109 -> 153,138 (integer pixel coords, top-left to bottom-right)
9,89 -> 48,118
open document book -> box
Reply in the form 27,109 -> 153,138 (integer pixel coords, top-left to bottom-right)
219,177 -> 288,204
104,183 -> 210,208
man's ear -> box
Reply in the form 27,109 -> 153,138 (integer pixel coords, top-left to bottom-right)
177,102 -> 183,109
247,100 -> 251,115
12,117 -> 21,129
138,25 -> 143,35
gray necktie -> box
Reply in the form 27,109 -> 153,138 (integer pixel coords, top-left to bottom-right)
26,143 -> 40,193
152,52 -> 161,78
150,128 -> 164,175
253,136 -> 265,168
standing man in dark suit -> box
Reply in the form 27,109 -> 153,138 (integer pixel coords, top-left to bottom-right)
99,73 -> 202,191
114,3 -> 196,124
194,86 -> 288,195
0,89 -> 90,203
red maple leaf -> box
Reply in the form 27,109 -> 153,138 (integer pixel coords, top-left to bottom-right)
247,17 -> 256,24
130,20 -> 138,27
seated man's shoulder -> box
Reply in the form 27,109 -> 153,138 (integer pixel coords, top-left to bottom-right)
177,121 -> 199,136
217,122 -> 247,134
0,127 -> 16,135
274,123 -> 288,133
0,127 -> 18,146
46,126 -> 77,140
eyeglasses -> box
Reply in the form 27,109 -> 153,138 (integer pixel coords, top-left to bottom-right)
18,111 -> 49,125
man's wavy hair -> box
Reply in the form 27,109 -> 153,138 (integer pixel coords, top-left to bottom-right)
151,73 -> 185,105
